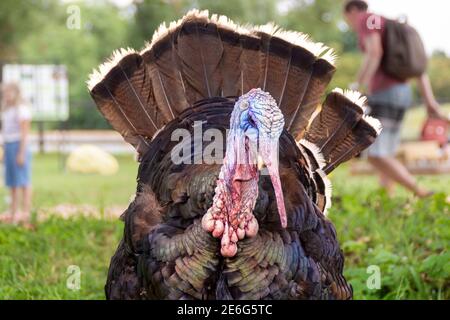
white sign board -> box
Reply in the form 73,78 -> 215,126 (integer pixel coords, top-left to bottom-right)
2,64 -> 69,121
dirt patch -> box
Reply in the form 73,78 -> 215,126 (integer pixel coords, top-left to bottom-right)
36,204 -> 126,221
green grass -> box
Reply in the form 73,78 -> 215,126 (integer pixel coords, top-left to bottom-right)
0,154 -> 448,300
329,167 -> 450,299
0,154 -> 137,299
0,217 -> 122,299
11,153 -> 138,210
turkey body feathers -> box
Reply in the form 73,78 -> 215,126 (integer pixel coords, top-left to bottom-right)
105,98 -> 352,300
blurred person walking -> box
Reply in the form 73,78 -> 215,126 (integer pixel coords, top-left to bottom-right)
343,0 -> 448,197
1,83 -> 33,225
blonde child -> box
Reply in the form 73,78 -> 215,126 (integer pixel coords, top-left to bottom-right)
1,83 -> 32,225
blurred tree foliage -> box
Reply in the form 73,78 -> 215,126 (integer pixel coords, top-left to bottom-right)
16,1 -> 130,129
282,0 -> 348,52
0,0 -> 49,60
427,52 -> 450,102
0,0 -> 449,129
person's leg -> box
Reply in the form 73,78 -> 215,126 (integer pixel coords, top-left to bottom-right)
378,171 -> 395,196
365,103 -> 432,197
1,143 -> 16,222
10,187 -> 20,222
15,148 -> 33,224
368,156 -> 431,197
10,186 -> 32,225
20,186 -> 32,223
366,119 -> 399,195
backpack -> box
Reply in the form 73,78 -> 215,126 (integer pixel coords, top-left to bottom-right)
381,19 -> 427,81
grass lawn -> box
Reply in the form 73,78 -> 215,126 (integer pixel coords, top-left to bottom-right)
330,168 -> 449,299
0,154 -> 137,299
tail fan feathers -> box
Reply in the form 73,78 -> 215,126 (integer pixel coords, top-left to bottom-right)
88,9 -> 337,155
88,10 -> 380,184
303,89 -> 382,175
298,89 -> 381,214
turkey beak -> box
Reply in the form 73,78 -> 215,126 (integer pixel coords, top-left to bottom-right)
259,137 -> 287,228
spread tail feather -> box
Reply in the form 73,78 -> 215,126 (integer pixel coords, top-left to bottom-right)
298,140 -> 331,215
303,88 -> 382,174
288,58 -> 336,140
299,88 -> 381,214
88,49 -> 156,155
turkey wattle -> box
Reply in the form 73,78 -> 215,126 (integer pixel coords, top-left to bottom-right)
88,9 -> 381,300
201,89 -> 286,257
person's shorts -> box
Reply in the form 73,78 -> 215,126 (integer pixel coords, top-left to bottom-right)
4,141 -> 32,188
366,83 -> 412,158
367,112 -> 404,157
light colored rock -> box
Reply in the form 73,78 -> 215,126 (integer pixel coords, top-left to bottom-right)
66,144 -> 119,175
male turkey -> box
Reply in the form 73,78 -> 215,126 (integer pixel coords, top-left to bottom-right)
88,10 -> 381,300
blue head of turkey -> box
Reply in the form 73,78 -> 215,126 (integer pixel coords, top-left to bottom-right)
202,88 -> 286,257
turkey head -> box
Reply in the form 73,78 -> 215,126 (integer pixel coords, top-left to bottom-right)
202,88 -> 286,257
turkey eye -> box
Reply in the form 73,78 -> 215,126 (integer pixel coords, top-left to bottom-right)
240,100 -> 249,110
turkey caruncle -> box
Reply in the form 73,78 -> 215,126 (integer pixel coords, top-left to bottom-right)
88,9 -> 381,300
